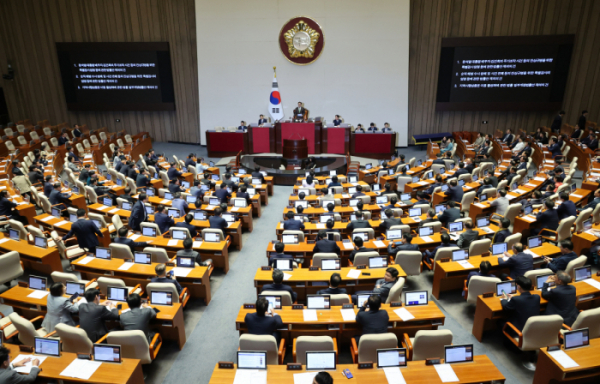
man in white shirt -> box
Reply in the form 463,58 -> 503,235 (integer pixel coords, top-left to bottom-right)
512,137 -> 526,154
490,189 -> 510,216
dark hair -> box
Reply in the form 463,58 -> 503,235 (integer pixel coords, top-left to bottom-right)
297,205 -> 304,213
182,237 -> 193,250
459,162 -> 464,168
448,201 -> 456,208
404,233 -> 413,243
127,293 -> 141,308
118,227 -> 128,237
355,211 -> 363,219
450,179 -> 457,187
272,269 -> 284,283
155,263 -> 167,276
582,110 -> 588,114
214,207 -> 223,216
330,273 -> 341,288
331,175 -> 338,183
479,261 -> 492,276
498,189 -> 507,197
0,346 -> 10,364
314,372 -> 333,384
353,236 -> 364,247
326,203 -> 334,212
256,297 -> 268,316
77,208 -> 86,217
560,239 -> 573,250
298,192 -> 305,200
317,229 -> 327,240
515,276 -> 532,291
465,221 -> 473,229
440,233 -> 450,244
185,214 -> 193,224
386,267 -> 399,279
139,193 -> 147,201
559,192 -> 569,201
84,288 -> 101,303
385,208 -> 393,218
274,242 -> 285,253
544,200 -> 554,209
50,282 -> 64,297
356,185 -> 362,192
326,219 -> 334,229
500,218 -> 510,229
367,294 -> 382,311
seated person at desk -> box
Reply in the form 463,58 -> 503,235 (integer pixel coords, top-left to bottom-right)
258,114 -> 268,126
542,183 -> 555,199
432,153 -> 445,166
0,346 -> 41,383
333,115 -> 342,126
521,190 -> 544,209
439,136 -> 449,151
0,190 -> 28,225
583,132 -> 599,150
547,137 -> 563,158
455,162 -> 469,176
463,260 -> 495,297
169,179 -> 185,194
382,122 -> 393,133
293,101 -> 307,122
379,208 -> 403,230
502,129 -> 514,144
382,196 -> 398,211
437,201 -> 460,227
415,191 -> 430,205
517,156 -> 529,171
304,157 -> 317,170
367,122 -> 378,132
532,200 -> 559,236
302,175 -> 316,188
582,188 -> 600,212
355,295 -> 389,341
201,172 -> 215,188
423,233 -> 458,264
457,221 -> 479,248
43,175 -> 54,196
354,124 -> 365,133
543,239 -> 577,273
42,282 -> 81,333
215,183 -> 231,204
49,182 -> 71,210
61,209 -> 104,253
136,168 -> 151,188
542,270 -> 578,326
494,218 -> 512,244
418,209 -> 437,227
209,207 -> 228,231
445,179 -> 463,203
28,165 -> 44,185
114,227 -> 152,252
78,288 -> 120,342
490,189 -> 509,216
251,166 -> 265,184
366,267 -> 401,303
120,293 -> 159,343
66,146 -> 81,163
90,178 -> 110,197
297,192 -> 306,201
244,297 -> 284,343
261,269 -> 297,302
425,175 -> 444,195
171,192 -> 188,215
313,230 -> 341,255
347,211 -> 371,232
556,192 -> 576,221
222,174 -> 237,188
167,162 -> 183,180
154,204 -> 175,234
505,166 -> 518,186
328,175 -> 341,188
175,214 -> 198,237
177,238 -> 212,267
325,219 -> 338,233
283,211 -> 305,230
184,154 -> 196,168
501,276 -> 540,333
268,242 -> 292,267
317,273 -> 347,295
439,138 -> 454,154
498,242 -> 533,279
477,177 -> 494,196
189,180 -> 204,198
151,264 -> 183,293
349,236 -> 371,263
388,234 -> 419,256
351,185 -> 366,198
58,132 -> 72,146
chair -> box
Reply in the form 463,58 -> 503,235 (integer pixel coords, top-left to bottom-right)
574,208 -> 593,232
565,256 -> 587,281
465,276 -> 501,305
351,333 -> 397,363
147,282 -> 189,308
53,324 -> 93,353
141,222 -> 162,236
103,330 -> 161,364
293,336 -> 337,364
143,247 -> 171,263
469,239 -> 491,256
431,164 -> 445,175
495,204 -> 522,232
311,253 -> 339,268
429,248 -> 456,273
352,251 -> 380,266
51,231 -> 86,261
503,315 -> 563,370
393,251 -> 422,276
352,228 -> 374,240
201,228 -> 225,241
88,213 -> 114,233
126,177 -> 137,195
85,186 -> 99,204
386,277 -> 406,303
51,271 -> 98,289
460,191 -> 476,217
329,294 -> 351,306
420,221 -> 442,233
540,216 -> 576,243
97,277 -> 142,296
8,219 -> 28,240
504,233 -> 522,250
239,334 -> 285,365
109,243 -> 134,260
261,290 -> 293,306
112,215 -> 124,232
0,251 -> 24,286
396,176 -> 412,193
7,313 -> 48,346
402,330 -> 453,361
523,269 -> 553,290
282,230 -> 304,242
458,173 -> 472,183
562,308 -> 600,338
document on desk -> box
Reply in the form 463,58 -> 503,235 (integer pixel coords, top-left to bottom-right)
193,241 -> 203,248
583,278 -> 600,290
166,240 -> 178,247
11,355 -> 47,373
394,307 -> 415,321
231,207 -> 240,212
118,262 -> 134,271
548,350 -> 579,369
523,249 -> 540,258
283,273 -> 292,281
340,308 -> 356,321
293,372 -> 318,384
78,256 -> 95,265
161,199 -> 170,204
421,236 -> 434,243
96,205 -> 108,211
54,220 -> 68,227
513,189 -> 526,194
41,215 -> 55,222
130,234 -> 141,241
109,208 -> 120,214
434,363 -> 459,382
474,203 -> 487,208
347,269 -> 361,279
316,224 -> 325,229
457,260 -> 475,269
534,177 -> 546,181
303,309 -> 318,321
384,367 -> 407,384
417,181 -> 429,186
373,240 -> 386,248
171,267 -> 192,277
521,215 -> 536,222
342,242 -> 355,250
206,205 -> 215,210
571,194 -> 583,199
278,223 -> 284,229
27,290 -> 50,299
60,358 -> 102,380
0,238 -> 10,244
342,194 -> 350,198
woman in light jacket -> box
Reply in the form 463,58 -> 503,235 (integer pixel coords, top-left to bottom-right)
440,138 -> 454,154
42,282 -> 80,333
302,175 -> 316,188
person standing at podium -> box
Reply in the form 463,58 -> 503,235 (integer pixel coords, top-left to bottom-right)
258,114 -> 267,126
293,102 -> 306,122
237,121 -> 247,131
333,115 -> 342,126
367,122 -> 378,132
382,123 -> 393,133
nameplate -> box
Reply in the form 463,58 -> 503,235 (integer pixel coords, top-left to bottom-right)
19,345 -> 34,353
357,362 -> 373,369
287,363 -> 302,371
166,262 -> 175,267
597,271 -> 600,277
309,266 -> 319,271
425,358 -> 441,365
361,272 -> 371,276
482,292 -> 494,298
440,258 -> 451,263
218,361 -> 234,369
17,281 -> 28,288
342,303 -> 354,309
390,301 -> 403,307
77,354 -> 91,360
547,344 -> 561,352
261,266 -> 272,271
292,304 -> 304,310
243,303 -> 256,309
481,251 -> 490,257
356,265 -> 367,269
307,240 -> 315,244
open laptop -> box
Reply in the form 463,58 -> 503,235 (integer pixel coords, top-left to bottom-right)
583,218 -> 593,232
69,213 -> 77,223
29,275 -> 47,291
536,273 -> 555,289
349,199 -> 360,207
377,348 -> 408,368
368,256 -> 388,269
51,207 -> 61,218
405,291 -> 428,306
448,221 -> 463,234
96,247 -> 111,260
234,199 -> 247,207
33,236 -> 48,249
348,187 -> 357,194
452,249 -> 469,261
193,210 -> 206,221
237,351 -> 267,370
171,228 -> 188,240
348,175 -> 358,183
321,259 -> 340,271
365,163 -> 372,170
8,228 -> 20,241
386,229 -> 402,241
496,280 -> 517,296
103,197 -> 113,207
93,344 -> 122,363
176,256 -> 195,268
164,192 -> 173,200
409,207 -> 421,218
142,226 -> 157,237
400,193 -> 412,205
150,291 -> 173,306
527,236 -> 543,250
66,282 -> 85,296
479,193 -> 487,202
372,184 -> 381,192
491,242 -> 507,256
133,252 -> 152,265
35,337 -> 60,357
282,234 -> 299,244
440,184 -> 449,192
121,202 -> 132,211
477,216 -> 494,234
204,232 -> 220,242
523,204 -> 533,216
564,328 -> 590,350
307,295 -> 330,309
273,258 -> 293,271
435,204 -> 447,215
306,351 -> 336,371
574,266 -> 592,282
376,196 -> 388,205
186,195 -> 197,204
107,286 -> 128,302
357,293 -> 379,307
412,176 -> 420,183
418,226 -> 433,237
352,232 -> 368,242
444,344 -> 474,364
209,197 -> 220,206
258,295 -> 282,310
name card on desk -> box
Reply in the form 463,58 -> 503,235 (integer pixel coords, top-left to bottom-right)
421,236 -> 434,243
96,205 -> 108,211
372,240 -> 386,248
109,208 -> 120,214
340,308 -> 356,321
384,367 -> 406,384
0,238 -> 10,245
78,256 -> 94,265
54,220 -> 68,227
457,260 -> 475,269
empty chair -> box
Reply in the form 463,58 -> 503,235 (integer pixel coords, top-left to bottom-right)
97,277 -> 142,296
53,323 -> 93,354
112,215 -> 124,232
394,251 -> 422,276
565,256 -> 587,281
143,247 -> 170,263
51,271 -> 98,289
282,230 -> 304,242
465,276 -> 501,305
420,221 -> 441,233
460,191 -> 476,217
386,277 -> 406,304
7,313 -> 49,346
469,239 -> 492,256
51,231 -> 86,261
109,243 -> 134,260
293,336 -> 337,364
105,330 -> 162,365
429,248 -> 456,273
0,251 -> 24,286
541,216 -> 576,243
402,329 -> 453,360
562,308 -> 600,338
147,282 -> 189,308
396,176 -> 412,193
351,333 -> 397,363
261,290 -> 293,306
329,294 -> 350,306
239,334 -> 285,365
503,315 -> 563,370
504,233 -> 522,250
311,253 -> 340,268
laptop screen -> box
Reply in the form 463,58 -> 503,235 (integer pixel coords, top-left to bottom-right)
372,184 -> 380,191
29,275 -> 47,290
496,281 -> 517,296
528,236 -> 542,249
103,197 -> 113,206
306,351 -> 336,371
122,202 -> 132,211
69,213 -> 77,223
8,228 -> 19,240
209,197 -> 220,205
523,205 -> 533,215
583,219 -> 592,231
574,266 -> 592,282
237,351 -> 267,370
181,181 -> 190,189
376,196 -> 388,204
348,176 -> 358,183
320,215 -> 332,223
329,170 -> 336,176
167,208 -> 181,218
492,243 -> 507,255
164,192 -> 173,200
307,295 -> 330,309
108,286 -> 128,302
33,236 -> 48,248
564,329 -> 590,350
480,194 -> 487,202
435,204 -> 447,214
234,199 -> 247,207
441,184 -> 449,192
204,232 -> 219,242
258,295 -> 282,310
133,252 -> 151,264
142,227 -> 156,237
445,345 -> 474,364
252,178 -> 262,185
418,226 -> 433,237
349,199 -> 359,207
151,291 -> 173,306
352,232 -> 368,242
96,247 -> 111,259
321,259 -> 340,270
65,282 -> 85,295
51,207 -> 61,217
274,258 -> 292,271
458,179 -> 465,187
93,344 -> 121,363
476,217 -> 489,227
536,274 -> 555,289
348,187 -> 357,194
386,229 -> 402,240
177,256 -> 195,268
448,221 -> 463,233
146,188 -> 155,196
405,291 -> 428,306
452,249 -> 469,261
35,337 -> 60,357
357,293 -> 378,307
282,234 -> 298,244
295,200 -> 308,208
321,199 -> 334,208
172,229 -> 187,240
193,210 -> 206,220
368,257 -> 388,269
377,348 -> 407,368
186,195 -> 197,204
365,164 -> 372,170
400,193 -> 411,201
409,208 -> 421,217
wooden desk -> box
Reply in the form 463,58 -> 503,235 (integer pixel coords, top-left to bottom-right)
282,204 -> 383,220
432,243 -> 561,299
472,275 -> 600,342
208,357 -> 504,384
0,235 -> 63,274
533,338 -> 600,384
3,343 -> 144,384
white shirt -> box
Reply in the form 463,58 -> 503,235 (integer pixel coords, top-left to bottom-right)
512,142 -> 525,153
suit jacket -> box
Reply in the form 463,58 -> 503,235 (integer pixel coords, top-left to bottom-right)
174,221 -> 198,237
168,183 -> 183,194
445,185 -> 464,203
457,229 -> 479,248
494,229 -> 511,244
477,184 -> 494,196
551,115 -> 563,132
0,197 -> 17,217
184,158 -> 196,168
498,252 -> 533,279
501,291 -> 540,331
62,219 -> 103,250
215,188 -> 231,203
373,279 -> 396,303
347,220 -> 372,232
356,307 -> 389,335
154,212 -> 174,234
268,252 -> 293,267
114,237 -> 149,253
557,200 -> 577,221
349,246 -> 371,263
128,200 -> 148,231
317,287 -> 347,295
536,209 -> 559,232
78,302 -> 120,342
571,129 -> 582,139
578,115 -> 587,131
68,151 -> 80,162
119,307 -> 158,341
313,239 -> 341,255
549,143 -> 562,157
262,283 -> 297,302
426,182 -> 444,195
244,313 -> 284,335
589,139 -> 598,150
542,283 -> 578,326
293,107 -> 306,119
0,366 -> 41,383
136,174 -> 150,187
43,182 -> 54,197
379,218 -> 403,231
167,167 -> 182,180
388,242 -> 420,255
438,207 -> 460,226
42,295 -> 80,333
548,252 -> 578,273
455,168 -> 469,176
585,197 -> 600,211
283,219 -> 305,230
258,118 -> 267,125
126,167 -> 137,180
506,173 -> 518,186
502,133 -> 514,143
332,119 -> 342,126
49,189 -> 70,205
517,162 -> 528,171
465,163 -> 475,173
209,216 -> 228,231
490,196 -> 509,216
28,171 -> 44,185
58,136 -> 70,145
151,276 -> 183,293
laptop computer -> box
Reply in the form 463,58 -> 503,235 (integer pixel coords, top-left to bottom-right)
348,175 -> 358,183
29,275 -> 47,291
377,348 -> 408,368
372,184 -> 381,192
150,291 -> 173,306
400,193 -> 412,204
66,282 -> 85,296
321,259 -> 340,271
237,351 -> 267,370
204,232 -> 219,242
33,236 -> 48,249
93,344 -> 122,364
435,204 -> 447,215
171,228 -> 188,240
295,200 -> 308,208
452,249 -> 469,261
444,344 -> 474,364
121,202 -> 132,211
376,196 -> 388,205
574,266 -> 592,282
96,247 -> 111,260
133,252 -> 152,265
273,258 -> 293,271
103,197 -> 113,207
209,197 -> 220,206
479,193 -> 487,202
536,273 -> 555,289
8,228 -> 20,241
164,192 -> 173,200
142,226 -> 156,237
386,229 -> 402,240
349,199 -> 360,207
35,337 -> 60,357
368,256 -> 388,269
496,280 -> 517,296
167,208 -> 181,218
440,184 -> 449,192
404,291 -> 428,306
418,226 -> 433,237
306,351 -> 336,371
307,295 -> 330,309
107,286 -> 128,302
409,207 -> 421,218
564,328 -> 590,350
523,204 -> 533,216
176,256 -> 195,268
448,221 -> 463,234
527,236 -> 543,250
352,232 -> 368,242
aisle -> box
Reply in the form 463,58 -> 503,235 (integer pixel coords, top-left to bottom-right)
162,185 -> 293,384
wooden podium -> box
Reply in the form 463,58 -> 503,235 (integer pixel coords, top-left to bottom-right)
282,139 -> 308,160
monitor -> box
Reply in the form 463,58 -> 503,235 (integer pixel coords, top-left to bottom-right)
365,164 -> 372,170
66,282 -> 85,296
348,175 -> 358,183
319,215 -> 333,223
574,266 -> 592,282
435,204 -> 447,214
193,210 -> 206,221
167,208 -> 181,218
583,219 -> 592,231
146,188 -> 155,196
496,281 -> 517,296
476,216 -> 489,227
29,275 -> 47,291
409,208 -> 421,217
142,226 -> 156,237
492,243 -> 507,256
171,229 -> 187,240
440,167 -> 446,174
107,286 -> 128,302
564,328 -> 590,350
444,345 -> 474,364
472,174 -> 478,182
200,185 -> 210,193
96,247 -> 111,259
417,159 -> 423,166
479,194 -> 487,202
238,169 -> 246,175
209,197 -> 220,205
448,221 -> 463,233
72,186 -> 79,194
349,199 -> 359,207
523,205 -> 533,216
368,257 -> 388,269
294,215 -> 305,222
321,259 -> 340,271
51,207 -> 61,217
282,234 -> 299,244
68,213 -> 77,222
33,236 -> 48,249
306,351 -> 337,371
103,197 -> 113,206
536,274 -> 555,289
252,178 -> 262,185
412,176 -> 420,183
237,351 -> 267,370
295,200 -> 308,208
234,199 -> 247,207
274,258 -> 293,271
376,196 -> 388,204
186,195 -> 197,204
425,171 -> 434,179
372,183 -> 380,191
133,252 -> 151,265
321,200 -> 335,208
258,295 -> 282,310
386,229 -> 402,240
176,256 -> 195,268
121,202 -> 132,211
209,161 -> 215,167
150,291 -> 173,306
350,214 -> 357,221
388,168 -> 395,175
204,232 -> 219,242
528,236 -> 542,249
400,193 -> 411,201
405,291 -> 428,306
377,348 -> 407,368
164,192 -> 173,200
93,344 -> 121,363
441,184 -> 449,192
452,249 -> 469,261
418,226 -> 433,237
458,179 -> 465,187
117,178 -> 123,186
307,295 -> 330,309
35,337 -> 60,357
356,293 -> 378,307
347,187 -> 357,194
8,228 -> 19,241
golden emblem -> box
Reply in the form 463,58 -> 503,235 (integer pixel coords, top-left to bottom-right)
283,20 -> 320,58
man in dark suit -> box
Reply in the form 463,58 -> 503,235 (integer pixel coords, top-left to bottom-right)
541,271 -> 578,326
120,293 -> 159,342
78,164 -> 91,182
371,268 -> 400,303
313,230 -> 341,255
423,233 -> 458,265
498,243 -> 533,279
317,273 -> 347,295
425,175 -> 444,195
551,111 -> 565,132
61,209 -> 104,253
544,239 -> 578,273
43,175 -> 53,197
501,276 -> 540,331
506,167 -> 518,186
293,101 -> 307,122
571,125 -> 582,139
261,269 -> 297,302
578,110 -> 588,132
27,165 -> 44,185
347,211 -> 371,232
119,160 -> 131,177
502,129 -> 514,144
382,122 -> 393,133
477,177 -> 494,197
126,163 -> 138,180
388,234 -> 419,258
583,189 -> 600,212
355,295 -> 389,341
587,133 -> 599,150
168,179 -> 184,194
367,123 -> 378,132
517,157 -> 528,171
209,207 -> 228,231
332,115 -> 342,126
184,154 -> 196,168
215,183 -> 231,204
128,193 -> 149,231
268,242 -> 293,267
348,236 -> 371,263
78,288 -> 119,342
455,162 -> 469,177
90,178 -> 110,198
136,169 -> 151,188
58,132 -> 71,146
258,114 -> 268,125
556,192 -> 577,221
533,200 -> 559,236
379,209 -> 403,231
445,179 -> 464,203
418,209 -> 437,227
251,166 -> 265,184
548,137 -> 562,158
153,204 -> 174,234
72,124 -> 83,138
0,191 -> 27,224
351,185 -> 366,198
437,201 -> 460,227
494,218 -> 512,244
244,297 -> 284,342
167,162 -> 182,180
114,227 -> 152,252
432,153 -> 445,166
151,264 -> 183,293
283,211 -> 305,230
172,214 -> 196,237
